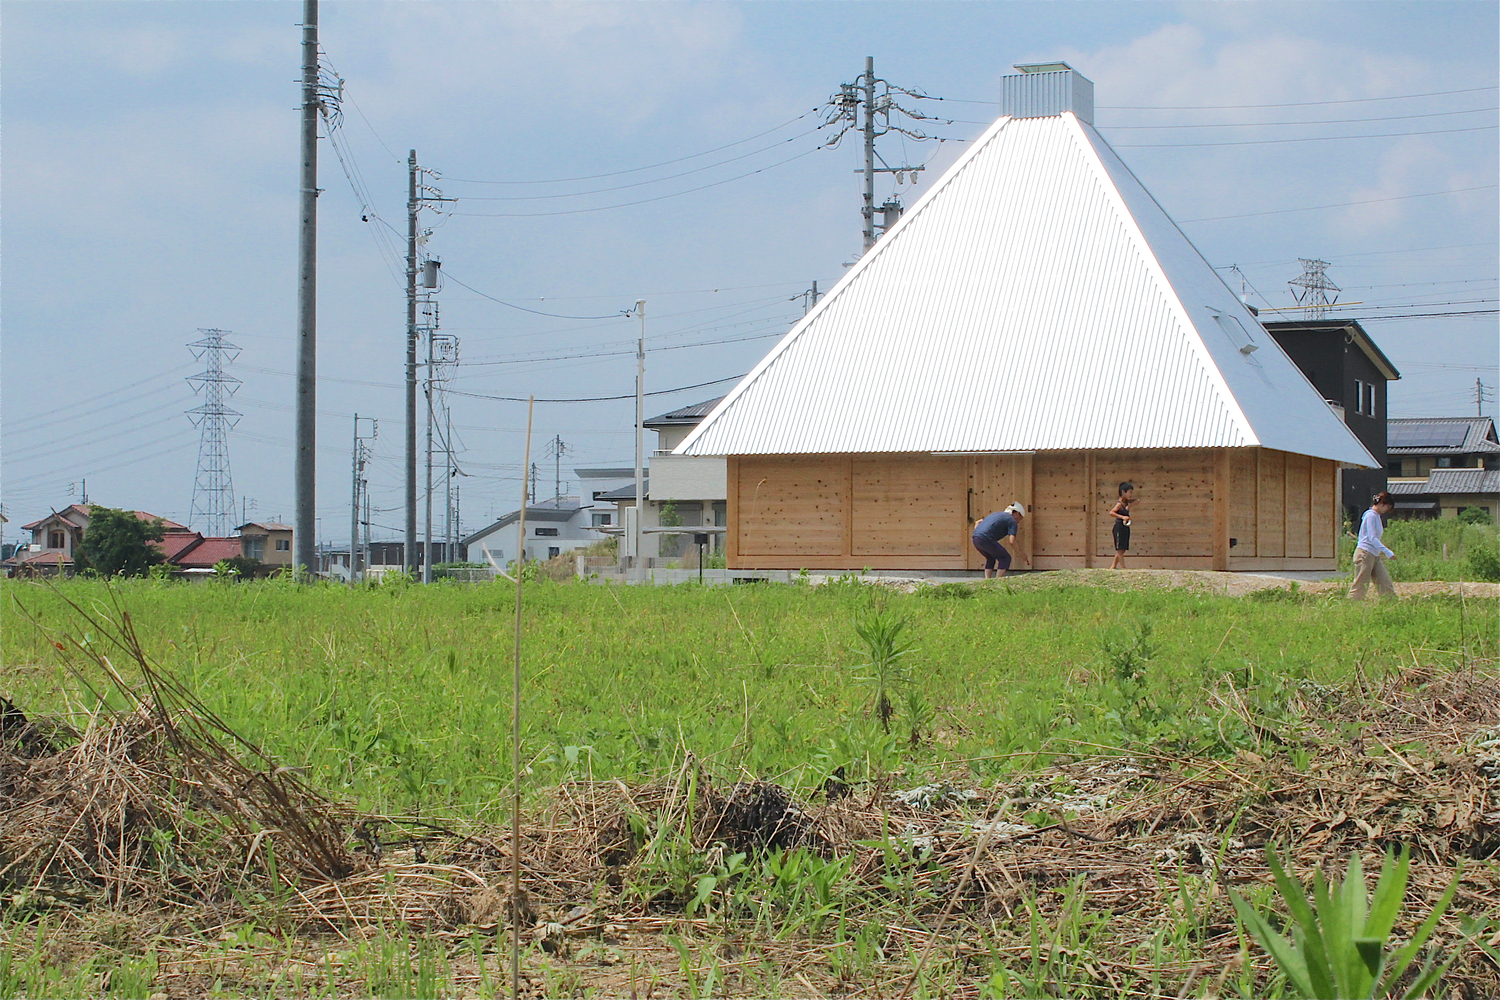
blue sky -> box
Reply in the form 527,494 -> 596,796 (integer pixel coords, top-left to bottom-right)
3,1 -> 1495,544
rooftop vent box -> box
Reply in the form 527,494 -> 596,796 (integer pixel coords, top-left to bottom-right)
1002,61 -> 1094,125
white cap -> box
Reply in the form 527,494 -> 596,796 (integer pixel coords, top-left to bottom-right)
1006,502 -> 1027,517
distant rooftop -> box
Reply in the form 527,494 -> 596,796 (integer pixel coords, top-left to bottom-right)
1386,416 -> 1499,455
645,397 -> 725,427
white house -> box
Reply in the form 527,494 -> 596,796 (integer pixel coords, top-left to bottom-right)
461,497 -> 597,567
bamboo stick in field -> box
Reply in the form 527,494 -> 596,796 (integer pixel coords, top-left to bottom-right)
512,395 -> 533,1000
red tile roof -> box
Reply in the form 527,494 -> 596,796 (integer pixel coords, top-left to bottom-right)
157,533 -> 206,562
173,537 -> 243,569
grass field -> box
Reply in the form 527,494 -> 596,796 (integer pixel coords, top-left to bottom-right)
2,573 -> 1497,998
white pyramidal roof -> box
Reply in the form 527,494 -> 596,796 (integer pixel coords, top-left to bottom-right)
677,108 -> 1378,467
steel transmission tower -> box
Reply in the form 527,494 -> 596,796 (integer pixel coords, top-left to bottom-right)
186,328 -> 242,536
1288,258 -> 1340,318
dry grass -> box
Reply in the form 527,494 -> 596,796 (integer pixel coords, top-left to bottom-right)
3,586 -> 1497,997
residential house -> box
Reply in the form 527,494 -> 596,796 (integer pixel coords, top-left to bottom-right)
1384,416 -> 1500,520
675,62 -> 1376,573
1262,319 -> 1401,519
5,504 -> 189,576
461,498 -> 595,567
236,522 -> 294,568
645,398 -> 727,557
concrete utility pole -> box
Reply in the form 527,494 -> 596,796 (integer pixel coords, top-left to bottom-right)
444,406 -> 454,560
634,300 -> 646,583
294,0 -> 319,579
1477,378 -> 1493,416
862,56 -> 876,254
350,414 -> 375,583
350,414 -> 361,583
424,330 -> 435,583
405,150 -> 419,575
826,58 -> 937,255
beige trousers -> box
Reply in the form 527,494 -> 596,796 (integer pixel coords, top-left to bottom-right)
1348,549 -> 1395,601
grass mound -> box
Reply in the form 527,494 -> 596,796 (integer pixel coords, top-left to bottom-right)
2,592 -> 358,916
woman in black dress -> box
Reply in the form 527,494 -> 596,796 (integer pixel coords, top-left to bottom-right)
1108,481 -> 1135,570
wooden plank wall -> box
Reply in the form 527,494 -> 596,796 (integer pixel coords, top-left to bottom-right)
1227,449 -> 1338,568
1030,454 -> 1087,562
1092,450 -> 1214,559
733,454 -> 848,556
852,455 -> 964,557
968,455 -> 1033,570
729,448 -> 1340,570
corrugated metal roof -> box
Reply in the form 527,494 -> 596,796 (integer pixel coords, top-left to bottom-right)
677,112 -> 1377,468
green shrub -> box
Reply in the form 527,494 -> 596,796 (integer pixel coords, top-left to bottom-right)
1457,505 -> 1493,525
1466,537 -> 1500,581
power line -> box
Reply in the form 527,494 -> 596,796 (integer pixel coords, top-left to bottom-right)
449,145 -> 823,218
1180,184 -> 1497,223
452,126 -> 825,201
934,85 -> 1499,110
447,373 -> 745,404
443,110 -> 818,185
442,271 -> 631,320
1099,86 -> 1499,110
1102,106 -> 1498,129
1114,123 -> 1496,148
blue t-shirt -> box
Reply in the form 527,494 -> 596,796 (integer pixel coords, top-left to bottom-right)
974,511 -> 1018,542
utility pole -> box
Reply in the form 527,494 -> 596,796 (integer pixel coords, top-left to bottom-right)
862,56 -> 876,252
424,328 -> 435,583
634,300 -> 646,582
405,150 -> 419,575
444,406 -> 454,560
294,0 -> 319,579
824,58 -> 943,255
350,415 -> 360,583
1477,378 -> 1494,416
543,434 -> 570,502
530,463 -> 538,504
350,415 -> 376,583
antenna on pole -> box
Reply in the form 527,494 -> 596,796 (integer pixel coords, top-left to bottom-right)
186,328 -> 242,537
1288,258 -> 1340,318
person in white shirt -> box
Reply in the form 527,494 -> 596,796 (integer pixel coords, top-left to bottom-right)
1348,491 -> 1397,601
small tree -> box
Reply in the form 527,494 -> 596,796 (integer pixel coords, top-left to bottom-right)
75,506 -> 165,577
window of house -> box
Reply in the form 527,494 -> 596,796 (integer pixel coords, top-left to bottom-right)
1387,462 -> 1403,477
1364,381 -> 1376,415
592,512 -> 612,526
1436,457 -> 1455,468
47,530 -> 66,549
535,527 -> 559,537
244,538 -> 265,560
275,538 -> 291,551
548,546 -> 560,559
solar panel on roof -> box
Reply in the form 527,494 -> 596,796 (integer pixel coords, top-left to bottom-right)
1388,423 -> 1468,448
